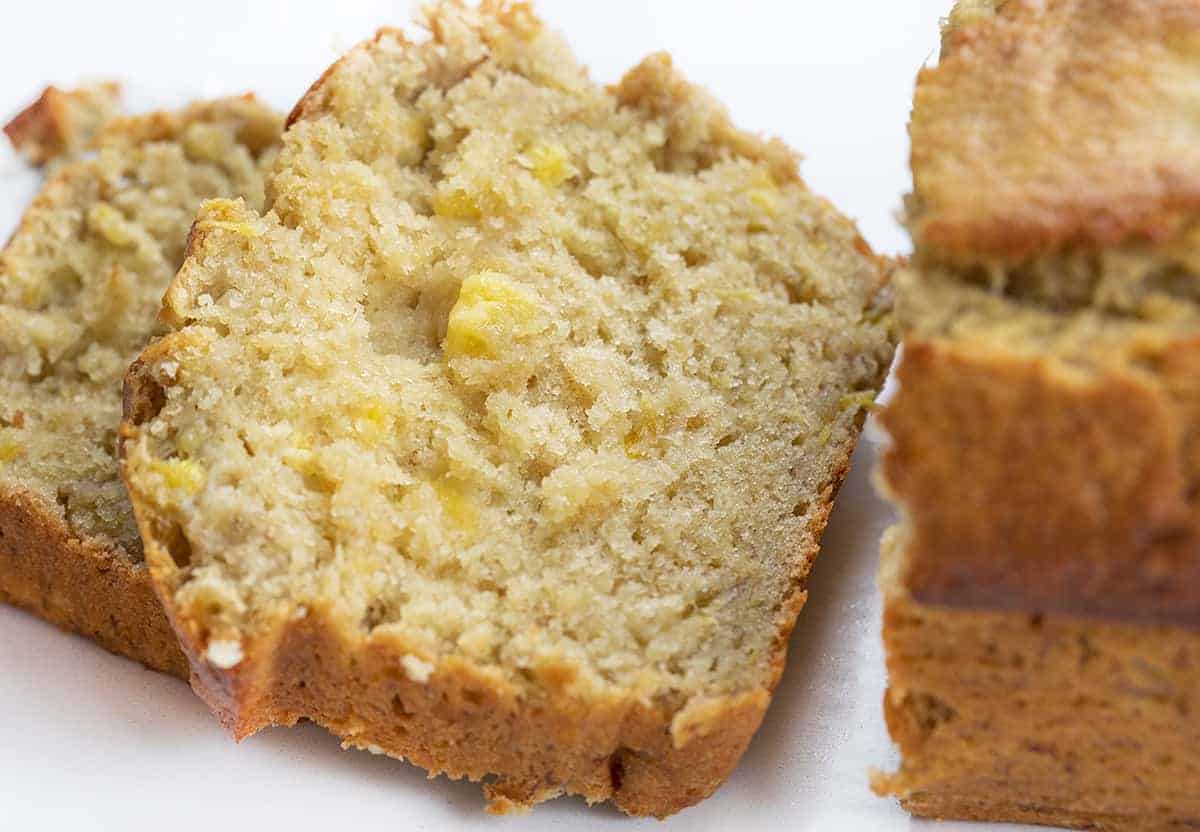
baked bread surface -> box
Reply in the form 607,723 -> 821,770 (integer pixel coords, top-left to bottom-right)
876,1 -> 1200,827
0,92 -> 281,674
121,1 -> 894,816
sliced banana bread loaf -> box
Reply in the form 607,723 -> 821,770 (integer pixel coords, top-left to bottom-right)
874,2 -> 1200,828
121,1 -> 894,816
0,92 -> 281,675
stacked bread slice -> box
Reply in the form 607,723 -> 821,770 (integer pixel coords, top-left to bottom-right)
874,1 -> 1200,828
5,83 -> 122,166
117,1 -> 894,817
0,90 -> 281,676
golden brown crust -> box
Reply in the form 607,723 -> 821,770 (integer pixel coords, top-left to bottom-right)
880,332 -> 1200,630
873,585 -> 1200,830
882,2 -> 1200,824
0,487 -> 187,678
4,83 -> 122,165
124,338 -> 873,815
910,0 -> 1200,262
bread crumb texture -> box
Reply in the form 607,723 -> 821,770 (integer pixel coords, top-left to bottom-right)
123,1 -> 892,813
1,96 -> 281,561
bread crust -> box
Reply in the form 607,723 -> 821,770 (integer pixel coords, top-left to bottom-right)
124,325 -> 871,814
4,83 -> 122,165
285,27 -> 407,130
880,332 -> 1200,630
881,1 -> 1200,824
910,0 -> 1200,262
0,486 -> 187,677
877,320 -> 1200,825
873,576 -> 1200,830
120,3 -> 894,814
168,600 -> 775,817
0,84 -> 184,675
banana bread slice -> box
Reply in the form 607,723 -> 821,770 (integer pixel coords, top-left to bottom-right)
0,92 -> 281,676
121,1 -> 894,816
874,2 -> 1200,828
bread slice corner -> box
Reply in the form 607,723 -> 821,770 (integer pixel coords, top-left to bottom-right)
0,90 -> 282,675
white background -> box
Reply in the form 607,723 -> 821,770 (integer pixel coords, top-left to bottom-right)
0,3 -> 1039,830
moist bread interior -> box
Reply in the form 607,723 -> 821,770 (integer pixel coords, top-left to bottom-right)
125,5 -> 893,701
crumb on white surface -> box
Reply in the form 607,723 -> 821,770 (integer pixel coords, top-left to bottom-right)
205,638 -> 244,669
400,654 -> 434,684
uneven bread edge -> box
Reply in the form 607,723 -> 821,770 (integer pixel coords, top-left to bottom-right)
118,4 -> 896,809
0,486 -> 188,678
119,332 -> 877,817
3,83 -> 122,165
872,581 -> 1200,830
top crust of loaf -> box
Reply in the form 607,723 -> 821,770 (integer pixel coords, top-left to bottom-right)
122,0 -> 893,815
884,0 -> 1200,630
910,0 -> 1200,264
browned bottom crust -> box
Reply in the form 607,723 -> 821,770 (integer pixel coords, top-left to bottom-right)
151,481 -> 841,817
0,488 -> 187,678
873,591 -> 1200,831
181,604 -> 772,817
893,794 -> 1197,831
